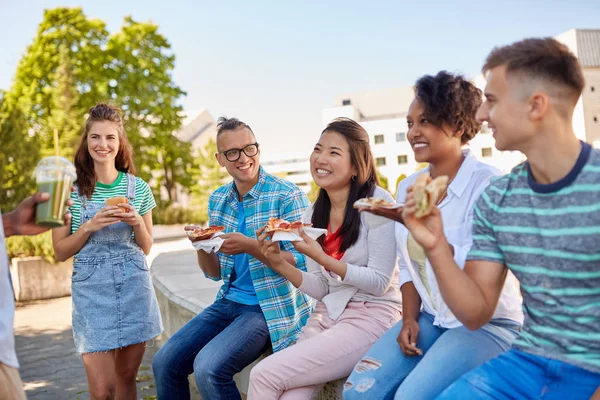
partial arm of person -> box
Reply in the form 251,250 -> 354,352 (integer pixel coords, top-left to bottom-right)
218,188 -> 308,268
195,246 -> 222,279
3,192 -> 73,237
402,189 -> 508,330
53,205 -> 123,261
398,282 -> 423,356
194,199 -> 223,280
340,216 -> 398,296
118,202 -> 153,254
132,211 -> 153,254
218,232 -> 297,268
256,226 -> 330,299
256,227 -> 304,287
274,188 -> 313,270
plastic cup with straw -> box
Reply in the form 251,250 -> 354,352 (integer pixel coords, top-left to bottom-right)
33,130 -> 76,227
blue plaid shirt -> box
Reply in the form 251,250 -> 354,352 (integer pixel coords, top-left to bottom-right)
207,167 -> 314,352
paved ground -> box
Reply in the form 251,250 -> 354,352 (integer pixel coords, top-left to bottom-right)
15,297 -> 161,400
13,239 -> 190,400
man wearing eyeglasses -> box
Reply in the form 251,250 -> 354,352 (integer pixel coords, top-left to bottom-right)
153,117 -> 314,400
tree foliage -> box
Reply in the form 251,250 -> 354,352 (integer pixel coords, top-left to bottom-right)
105,16 -> 190,202
191,138 -> 229,211
0,91 -> 40,210
47,45 -> 81,160
1,7 -> 189,208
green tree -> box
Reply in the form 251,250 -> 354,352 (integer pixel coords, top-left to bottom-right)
47,45 -> 81,160
7,7 -> 108,155
377,169 -> 389,191
0,92 -> 40,210
106,16 -> 190,203
2,8 -> 190,205
192,138 -> 229,211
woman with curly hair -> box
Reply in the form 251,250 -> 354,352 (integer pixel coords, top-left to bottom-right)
343,71 -> 524,400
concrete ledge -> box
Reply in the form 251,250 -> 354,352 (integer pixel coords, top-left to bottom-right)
151,249 -> 344,399
10,256 -> 73,301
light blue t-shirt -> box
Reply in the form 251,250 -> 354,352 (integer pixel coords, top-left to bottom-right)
225,201 -> 258,305
0,212 -> 18,368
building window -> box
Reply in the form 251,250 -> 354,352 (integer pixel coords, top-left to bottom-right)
594,116 -> 598,122
481,122 -> 490,133
396,132 -> 406,142
376,157 -> 386,166
342,99 -> 351,106
397,155 -> 408,164
481,147 -> 493,157
374,134 -> 385,144
592,86 -> 595,92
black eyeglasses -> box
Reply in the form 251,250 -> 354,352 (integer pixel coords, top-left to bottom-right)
219,143 -> 260,162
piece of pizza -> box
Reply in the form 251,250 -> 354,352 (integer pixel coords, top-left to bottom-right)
184,225 -> 225,241
354,197 -> 398,209
413,173 -> 449,218
264,217 -> 312,232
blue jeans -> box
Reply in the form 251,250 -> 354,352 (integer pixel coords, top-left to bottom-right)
438,349 -> 600,399
344,312 -> 520,400
152,298 -> 271,400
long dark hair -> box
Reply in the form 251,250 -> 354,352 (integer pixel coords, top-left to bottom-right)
74,102 -> 136,198
311,118 -> 379,252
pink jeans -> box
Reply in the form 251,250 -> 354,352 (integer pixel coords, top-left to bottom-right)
247,300 -> 401,400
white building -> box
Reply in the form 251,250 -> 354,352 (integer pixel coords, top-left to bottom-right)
261,152 -> 312,193
556,29 -> 600,148
321,28 -> 600,188
176,109 -> 218,152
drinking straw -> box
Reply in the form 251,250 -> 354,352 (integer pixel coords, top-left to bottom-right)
54,129 -> 59,157
53,129 -> 60,221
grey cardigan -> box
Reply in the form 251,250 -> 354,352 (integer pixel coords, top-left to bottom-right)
298,186 -> 402,320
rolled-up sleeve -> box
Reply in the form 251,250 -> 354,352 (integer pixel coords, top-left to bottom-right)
297,207 -> 329,300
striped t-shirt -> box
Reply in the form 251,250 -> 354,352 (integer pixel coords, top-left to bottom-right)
69,171 -> 157,234
468,141 -> 600,373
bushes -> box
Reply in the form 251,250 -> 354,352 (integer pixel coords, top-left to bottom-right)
151,205 -> 207,226
6,231 -> 56,263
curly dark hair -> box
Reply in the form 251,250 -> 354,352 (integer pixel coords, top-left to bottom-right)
414,71 -> 483,144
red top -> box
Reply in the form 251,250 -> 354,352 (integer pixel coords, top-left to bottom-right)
323,225 -> 345,261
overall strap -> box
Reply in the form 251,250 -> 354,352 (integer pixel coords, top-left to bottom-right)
126,174 -> 137,201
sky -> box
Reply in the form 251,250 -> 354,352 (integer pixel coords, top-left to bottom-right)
1,0 -> 600,154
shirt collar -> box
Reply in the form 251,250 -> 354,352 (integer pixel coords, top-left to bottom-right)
441,148 -> 479,199
227,166 -> 267,202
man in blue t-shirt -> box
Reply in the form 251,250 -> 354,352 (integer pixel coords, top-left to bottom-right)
153,117 -> 312,400
402,38 -> 600,399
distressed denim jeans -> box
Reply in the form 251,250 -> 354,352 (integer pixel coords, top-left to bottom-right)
344,312 -> 520,400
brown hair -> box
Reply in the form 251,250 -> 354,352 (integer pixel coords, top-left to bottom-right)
312,118 -> 379,252
74,102 -> 136,198
414,71 -> 483,144
483,37 -> 585,102
216,116 -> 253,136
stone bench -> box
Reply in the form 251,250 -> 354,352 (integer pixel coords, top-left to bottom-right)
151,249 -> 344,399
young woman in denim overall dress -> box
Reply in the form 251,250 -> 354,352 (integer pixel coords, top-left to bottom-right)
53,103 -> 162,400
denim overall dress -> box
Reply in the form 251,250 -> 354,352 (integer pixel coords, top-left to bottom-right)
71,174 -> 163,353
